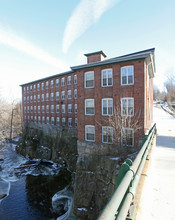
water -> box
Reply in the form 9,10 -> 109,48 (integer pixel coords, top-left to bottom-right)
0,140 -> 73,220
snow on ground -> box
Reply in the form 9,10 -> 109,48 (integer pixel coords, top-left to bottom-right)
136,105 -> 175,220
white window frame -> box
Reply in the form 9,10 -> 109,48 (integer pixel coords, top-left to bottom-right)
101,69 -> 113,87
38,116 -> 41,123
56,117 -> 60,125
41,94 -> 44,102
67,76 -> 71,85
33,84 -> 36,92
74,104 -> 77,114
46,93 -> 49,101
56,105 -> 59,113
37,95 -> 40,102
62,104 -> 65,113
56,79 -> 59,88
34,106 -> 36,113
37,83 -> 40,91
84,71 -> 94,88
61,77 -> 65,86
102,98 -> 113,116
38,106 -> 40,113
56,92 -> 59,100
51,105 -> 54,113
42,105 -> 45,113
102,127 -> 113,144
74,75 -> 77,84
121,128 -> 134,147
41,82 -> 44,90
67,90 -> 72,99
74,89 -> 77,99
68,104 -> 72,113
46,105 -> 49,113
121,98 -> 134,117
42,116 -> 45,124
34,95 -> 36,102
75,118 -> 77,127
62,117 -> 66,126
61,91 -> 65,100
68,118 -> 72,127
50,80 -> 54,88
121,66 -> 134,86
24,97 -> 26,103
46,81 -> 49,89
85,99 -> 95,115
30,96 -> 33,103
85,125 -> 95,142
46,117 -> 49,124
50,92 -> 54,101
51,117 -> 54,125
30,85 -> 32,92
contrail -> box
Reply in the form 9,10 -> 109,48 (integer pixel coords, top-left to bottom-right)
62,0 -> 120,53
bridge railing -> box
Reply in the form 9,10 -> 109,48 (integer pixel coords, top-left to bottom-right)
98,123 -> 156,220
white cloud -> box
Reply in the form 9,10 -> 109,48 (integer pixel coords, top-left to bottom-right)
62,0 -> 119,53
0,26 -> 69,71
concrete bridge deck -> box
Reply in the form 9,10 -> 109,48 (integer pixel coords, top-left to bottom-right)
134,105 -> 175,220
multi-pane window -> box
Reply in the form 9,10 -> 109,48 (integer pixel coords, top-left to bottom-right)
68,104 -> 72,113
85,99 -> 94,115
46,81 -> 49,89
46,105 -> 49,113
37,95 -> 40,102
30,96 -> 33,103
30,106 -> 33,113
42,105 -> 45,113
50,93 -> 54,101
38,106 -> 40,113
102,127 -> 113,144
101,69 -> 113,87
38,116 -> 40,123
34,95 -> 36,102
67,76 -> 71,85
27,86 -> 29,93
51,105 -> 54,113
31,116 -> 33,121
74,104 -> 77,114
62,118 -> 66,126
34,116 -> 36,122
102,98 -> 113,116
61,91 -> 65,100
56,105 -> 59,113
24,107 -> 26,113
24,97 -> 26,103
41,94 -> 44,102
121,128 -> 134,147
85,125 -> 95,142
24,87 -> 26,93
68,118 -> 72,127
56,79 -> 59,88
74,75 -> 77,84
56,92 -> 59,100
56,117 -> 60,125
37,83 -> 40,91
121,98 -> 134,117
27,106 -> 29,113
27,96 -> 29,103
62,104 -> 65,113
61,78 -> 65,86
24,116 -> 26,121
42,116 -> 45,124
28,116 -> 30,120
75,118 -> 77,127
51,117 -> 54,125
68,90 -> 72,99
85,71 -> 94,88
46,117 -> 49,124
50,80 -> 54,88
74,89 -> 77,99
30,85 -> 32,92
41,83 -> 44,90
121,66 -> 134,86
33,85 -> 36,92
34,106 -> 36,113
46,93 -> 49,101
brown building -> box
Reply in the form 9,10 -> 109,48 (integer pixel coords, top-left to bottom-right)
21,48 -> 155,152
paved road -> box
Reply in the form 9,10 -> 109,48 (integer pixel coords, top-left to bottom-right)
135,105 -> 175,220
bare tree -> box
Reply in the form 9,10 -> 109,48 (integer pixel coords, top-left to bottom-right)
164,73 -> 175,102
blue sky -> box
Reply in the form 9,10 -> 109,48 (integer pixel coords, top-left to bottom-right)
0,0 -> 174,102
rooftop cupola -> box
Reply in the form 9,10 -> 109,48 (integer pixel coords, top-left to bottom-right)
84,51 -> 107,64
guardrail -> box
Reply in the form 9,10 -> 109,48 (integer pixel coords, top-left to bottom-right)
98,123 -> 156,220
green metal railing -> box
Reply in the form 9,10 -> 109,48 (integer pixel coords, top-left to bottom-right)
98,123 -> 156,220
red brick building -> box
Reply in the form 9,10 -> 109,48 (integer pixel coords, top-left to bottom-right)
21,48 -> 155,152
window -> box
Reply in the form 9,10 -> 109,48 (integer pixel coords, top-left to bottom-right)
68,90 -> 72,99
121,128 -> 134,147
74,89 -> 77,99
31,106 -> 33,113
50,93 -> 54,101
85,99 -> 94,115
34,116 -> 36,122
68,118 -> 72,127
56,117 -> 60,125
31,116 -> 33,121
38,116 -> 40,123
33,85 -> 36,92
56,105 -> 59,113
41,83 -> 44,90
24,97 -> 26,103
62,104 -> 65,113
62,118 -> 66,126
37,83 -> 40,91
74,104 -> 77,114
30,96 -> 33,103
85,125 -> 95,142
46,93 -> 49,101
67,76 -> 71,85
38,106 -> 40,113
46,105 -> 49,113
37,95 -> 40,102
46,117 -> 49,124
85,71 -> 94,88
41,94 -> 44,102
24,116 -> 26,121
34,106 -> 36,113
51,105 -> 54,113
30,85 -> 32,92
27,106 -> 29,113
61,91 -> 65,100
51,117 -> 54,125
121,98 -> 134,117
61,78 -> 65,86
68,104 -> 72,113
102,127 -> 113,144
27,86 -> 29,93
42,105 -> 44,114
102,98 -> 113,116
50,80 -> 54,88
34,95 -> 36,102
27,96 -> 29,103
74,75 -> 77,84
56,92 -> 59,100
24,87 -> 26,93
42,116 -> 45,124
101,69 -> 113,87
24,107 -> 26,113
121,66 -> 134,86
75,118 -> 77,127
56,79 -> 59,88
46,81 -> 49,89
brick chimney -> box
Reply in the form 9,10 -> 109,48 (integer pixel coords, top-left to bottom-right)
84,51 -> 107,64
